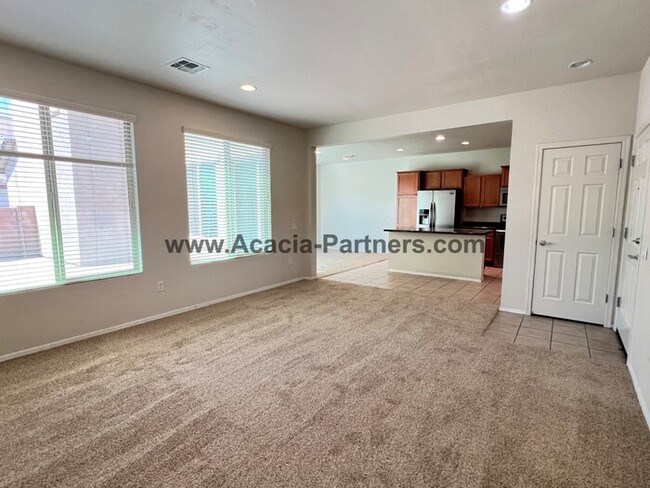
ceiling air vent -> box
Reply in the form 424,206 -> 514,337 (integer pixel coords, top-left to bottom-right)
168,57 -> 210,74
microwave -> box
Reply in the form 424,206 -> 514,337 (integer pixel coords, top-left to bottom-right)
499,188 -> 508,207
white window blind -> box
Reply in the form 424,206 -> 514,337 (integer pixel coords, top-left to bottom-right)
0,95 -> 142,294
183,131 -> 271,263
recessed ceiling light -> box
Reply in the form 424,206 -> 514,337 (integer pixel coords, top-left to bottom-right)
461,141 -> 470,145
435,134 -> 446,142
568,59 -> 594,69
500,0 -> 532,14
396,148 -> 405,152
240,84 -> 257,92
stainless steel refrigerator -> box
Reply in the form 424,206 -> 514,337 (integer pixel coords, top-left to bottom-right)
416,190 -> 462,230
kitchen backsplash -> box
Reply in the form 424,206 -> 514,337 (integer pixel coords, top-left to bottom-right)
463,207 -> 506,223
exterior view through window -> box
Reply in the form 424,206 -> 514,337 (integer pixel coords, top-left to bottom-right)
0,96 -> 142,294
183,131 -> 271,263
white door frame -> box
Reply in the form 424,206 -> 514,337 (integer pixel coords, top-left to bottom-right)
525,136 -> 632,326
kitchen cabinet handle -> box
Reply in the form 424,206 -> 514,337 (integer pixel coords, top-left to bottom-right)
628,254 -> 639,260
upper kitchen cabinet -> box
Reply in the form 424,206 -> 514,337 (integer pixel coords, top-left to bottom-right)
423,171 -> 442,190
463,174 -> 501,208
441,169 -> 466,189
397,171 -> 421,195
463,175 -> 481,208
501,165 -> 510,188
481,175 -> 501,207
423,169 -> 466,190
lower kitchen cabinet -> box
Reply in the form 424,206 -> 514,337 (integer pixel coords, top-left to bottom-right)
485,231 -> 495,265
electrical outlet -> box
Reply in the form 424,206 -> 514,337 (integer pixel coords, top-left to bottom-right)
288,257 -> 293,265
292,222 -> 298,231
157,280 -> 164,292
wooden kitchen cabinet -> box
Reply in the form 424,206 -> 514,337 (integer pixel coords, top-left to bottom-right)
397,195 -> 417,228
463,175 -> 481,208
396,171 -> 420,227
485,231 -> 495,265
423,169 -> 466,189
481,175 -> 501,208
501,165 -> 510,188
464,174 -> 501,208
441,169 -> 466,189
397,171 -> 420,195
423,171 -> 441,190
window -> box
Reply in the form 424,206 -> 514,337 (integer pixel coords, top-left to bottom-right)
183,130 -> 271,263
0,95 -> 142,294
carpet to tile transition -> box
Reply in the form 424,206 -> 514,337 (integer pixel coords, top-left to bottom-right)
1,280 -> 649,487
316,250 -> 387,277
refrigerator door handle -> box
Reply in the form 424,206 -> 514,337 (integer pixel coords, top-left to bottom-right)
432,202 -> 436,229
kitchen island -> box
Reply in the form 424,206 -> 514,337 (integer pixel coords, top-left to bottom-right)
384,227 -> 492,282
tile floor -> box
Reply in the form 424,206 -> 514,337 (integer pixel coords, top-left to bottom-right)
322,260 -> 502,304
485,311 -> 626,363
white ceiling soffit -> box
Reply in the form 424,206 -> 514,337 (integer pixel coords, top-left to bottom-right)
0,1 -> 649,129
316,122 -> 513,165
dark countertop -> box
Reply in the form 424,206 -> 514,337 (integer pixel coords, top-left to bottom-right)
384,227 -> 493,236
461,221 -> 506,231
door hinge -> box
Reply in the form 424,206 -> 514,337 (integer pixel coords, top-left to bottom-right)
624,227 -> 629,239
605,294 -> 609,304
631,155 -> 636,167
620,158 -> 623,169
616,296 -> 622,308
612,228 -> 616,238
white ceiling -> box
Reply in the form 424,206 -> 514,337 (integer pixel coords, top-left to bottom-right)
316,122 -> 513,165
1,1 -> 649,128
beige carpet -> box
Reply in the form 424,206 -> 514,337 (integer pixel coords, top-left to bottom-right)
1,280 -> 649,487
317,250 -> 387,277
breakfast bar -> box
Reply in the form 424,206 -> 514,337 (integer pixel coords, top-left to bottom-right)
384,227 -> 492,282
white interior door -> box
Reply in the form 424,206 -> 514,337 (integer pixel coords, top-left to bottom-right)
533,143 -> 622,324
615,128 -> 650,351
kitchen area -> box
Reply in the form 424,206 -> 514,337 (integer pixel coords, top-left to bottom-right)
387,164 -> 508,281
316,121 -> 511,292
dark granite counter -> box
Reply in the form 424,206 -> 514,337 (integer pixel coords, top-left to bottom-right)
384,227 -> 493,236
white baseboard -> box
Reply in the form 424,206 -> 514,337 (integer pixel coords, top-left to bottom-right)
387,268 -> 482,283
0,276 -> 309,363
498,306 -> 527,315
627,361 -> 650,432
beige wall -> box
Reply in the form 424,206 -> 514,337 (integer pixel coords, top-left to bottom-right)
637,58 -> 650,132
630,56 -> 650,426
0,44 -> 309,358
309,73 -> 641,314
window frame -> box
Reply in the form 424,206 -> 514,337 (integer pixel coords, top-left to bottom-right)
0,91 -> 143,296
182,127 -> 273,265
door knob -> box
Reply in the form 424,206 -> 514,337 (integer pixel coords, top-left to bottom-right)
539,240 -> 548,246
632,238 -> 641,245
628,254 -> 639,260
